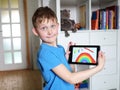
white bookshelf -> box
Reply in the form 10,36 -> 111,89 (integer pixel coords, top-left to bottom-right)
40,0 -> 120,90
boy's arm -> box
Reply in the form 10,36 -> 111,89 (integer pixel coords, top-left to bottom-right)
70,64 -> 75,72
53,51 -> 105,84
65,42 -> 76,71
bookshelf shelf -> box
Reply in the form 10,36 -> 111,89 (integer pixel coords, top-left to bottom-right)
41,0 -> 120,90
60,0 -> 90,31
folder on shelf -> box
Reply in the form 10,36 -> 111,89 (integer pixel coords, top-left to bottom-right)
91,10 -> 99,30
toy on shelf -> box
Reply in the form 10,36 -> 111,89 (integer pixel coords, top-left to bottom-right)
75,83 -> 80,89
79,80 -> 88,89
61,9 -> 77,37
74,80 -> 89,90
74,23 -> 85,30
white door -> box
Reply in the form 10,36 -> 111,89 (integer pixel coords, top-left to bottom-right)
0,0 -> 27,71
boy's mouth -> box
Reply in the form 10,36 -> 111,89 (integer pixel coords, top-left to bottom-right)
47,34 -> 57,38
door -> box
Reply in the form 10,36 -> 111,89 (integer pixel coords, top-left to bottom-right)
0,0 -> 27,71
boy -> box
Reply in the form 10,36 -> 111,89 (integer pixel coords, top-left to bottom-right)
32,6 -> 105,90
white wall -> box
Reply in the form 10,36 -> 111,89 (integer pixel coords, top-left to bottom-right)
118,30 -> 120,89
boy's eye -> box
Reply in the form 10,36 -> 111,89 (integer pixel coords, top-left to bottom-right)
40,26 -> 48,31
39,24 -> 57,31
51,25 -> 56,28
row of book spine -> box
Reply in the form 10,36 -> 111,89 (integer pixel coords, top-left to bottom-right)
91,5 -> 119,30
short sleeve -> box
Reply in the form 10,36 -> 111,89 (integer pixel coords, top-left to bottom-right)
38,50 -> 61,71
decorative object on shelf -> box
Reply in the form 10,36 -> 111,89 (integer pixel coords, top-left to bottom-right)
79,80 -> 88,89
74,80 -> 88,90
75,83 -> 80,90
61,9 -> 77,37
74,23 -> 83,30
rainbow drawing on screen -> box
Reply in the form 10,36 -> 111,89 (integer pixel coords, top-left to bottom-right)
75,52 -> 96,63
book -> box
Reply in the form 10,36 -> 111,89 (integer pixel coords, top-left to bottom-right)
91,10 -> 99,30
106,5 -> 119,29
99,9 -> 106,30
108,10 -> 114,29
106,10 -> 109,29
116,5 -> 119,29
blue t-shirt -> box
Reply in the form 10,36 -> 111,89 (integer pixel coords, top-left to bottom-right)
37,43 -> 74,90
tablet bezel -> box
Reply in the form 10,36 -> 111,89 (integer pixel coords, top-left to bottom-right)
68,45 -> 100,65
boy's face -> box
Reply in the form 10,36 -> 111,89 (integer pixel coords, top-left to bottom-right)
32,19 -> 59,46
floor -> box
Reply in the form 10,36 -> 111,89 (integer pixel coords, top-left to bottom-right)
0,70 -> 42,90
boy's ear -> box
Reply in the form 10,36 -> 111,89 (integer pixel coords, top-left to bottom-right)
32,28 -> 39,36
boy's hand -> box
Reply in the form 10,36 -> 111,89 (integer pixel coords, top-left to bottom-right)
65,42 -> 76,60
97,51 -> 106,71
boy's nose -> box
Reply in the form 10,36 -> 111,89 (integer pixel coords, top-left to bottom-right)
47,29 -> 52,34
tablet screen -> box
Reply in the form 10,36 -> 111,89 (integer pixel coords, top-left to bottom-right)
68,45 -> 100,65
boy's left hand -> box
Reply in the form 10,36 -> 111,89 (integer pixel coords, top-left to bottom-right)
65,42 -> 76,60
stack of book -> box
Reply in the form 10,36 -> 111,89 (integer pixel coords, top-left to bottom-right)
91,5 -> 119,30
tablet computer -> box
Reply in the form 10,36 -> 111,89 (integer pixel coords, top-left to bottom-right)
68,45 -> 100,65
